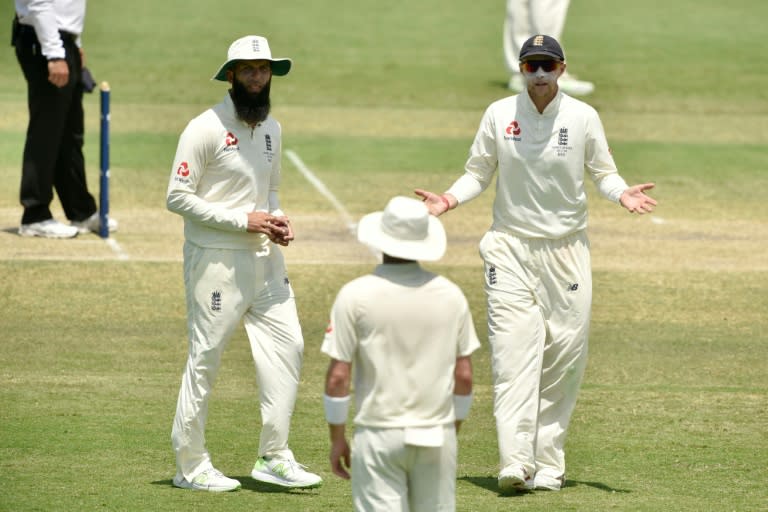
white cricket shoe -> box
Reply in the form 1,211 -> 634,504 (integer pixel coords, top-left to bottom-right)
71,212 -> 118,234
498,464 -> 533,492
558,71 -> 594,96
18,219 -> 78,239
173,468 -> 241,492
533,473 -> 564,491
251,454 -> 322,488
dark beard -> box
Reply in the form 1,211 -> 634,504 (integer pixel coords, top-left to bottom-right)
230,77 -> 271,125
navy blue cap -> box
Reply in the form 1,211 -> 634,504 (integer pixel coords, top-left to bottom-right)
519,35 -> 565,61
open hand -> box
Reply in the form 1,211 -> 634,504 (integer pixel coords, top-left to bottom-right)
414,189 -> 453,216
620,183 -> 657,214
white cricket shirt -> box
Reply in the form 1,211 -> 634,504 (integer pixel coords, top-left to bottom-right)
166,94 -> 282,251
447,91 -> 628,239
15,0 -> 85,58
321,263 -> 481,428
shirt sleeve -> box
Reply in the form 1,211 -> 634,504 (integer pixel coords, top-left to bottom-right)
321,285 -> 359,363
456,294 -> 481,357
447,106 -> 497,204
165,121 -> 248,231
584,109 -> 628,203
268,121 -> 283,215
22,0 -> 66,59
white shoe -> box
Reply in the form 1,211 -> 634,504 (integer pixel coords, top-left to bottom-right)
71,212 -> 118,235
533,473 -> 564,491
18,219 -> 79,239
498,464 -> 533,492
558,71 -> 594,96
507,73 -> 525,92
251,454 -> 322,488
173,468 -> 241,492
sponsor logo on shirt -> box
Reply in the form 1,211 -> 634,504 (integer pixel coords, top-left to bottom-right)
177,161 -> 190,177
223,132 -> 240,152
504,120 -> 522,142
174,161 -> 191,184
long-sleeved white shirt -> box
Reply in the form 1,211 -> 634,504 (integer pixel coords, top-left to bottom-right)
447,91 -> 628,239
166,94 -> 283,251
15,0 -> 85,59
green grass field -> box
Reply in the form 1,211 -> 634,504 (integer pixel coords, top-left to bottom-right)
1,1 -> 766,511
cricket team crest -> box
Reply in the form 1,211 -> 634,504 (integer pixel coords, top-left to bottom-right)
263,134 -> 274,162
554,126 -> 572,157
211,290 -> 222,312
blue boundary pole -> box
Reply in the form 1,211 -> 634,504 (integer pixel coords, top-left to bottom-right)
99,82 -> 110,239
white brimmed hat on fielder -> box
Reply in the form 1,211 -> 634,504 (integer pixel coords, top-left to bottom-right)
212,35 -> 292,81
357,196 -> 447,261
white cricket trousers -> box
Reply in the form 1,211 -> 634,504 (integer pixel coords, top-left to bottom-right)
171,241 -> 304,481
503,0 -> 572,73
352,425 -> 457,512
479,229 -> 591,480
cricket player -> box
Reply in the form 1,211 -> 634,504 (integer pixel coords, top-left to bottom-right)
167,35 -> 321,492
504,0 -> 594,96
322,196 -> 481,511
415,35 -> 656,492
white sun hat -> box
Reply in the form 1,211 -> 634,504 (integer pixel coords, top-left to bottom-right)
212,35 -> 292,81
357,196 -> 447,261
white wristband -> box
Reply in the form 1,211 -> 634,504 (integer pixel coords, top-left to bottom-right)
324,394 -> 350,425
453,393 -> 473,421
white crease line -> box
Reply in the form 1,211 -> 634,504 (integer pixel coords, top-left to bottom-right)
285,149 -> 357,235
104,237 -> 130,260
285,149 -> 379,259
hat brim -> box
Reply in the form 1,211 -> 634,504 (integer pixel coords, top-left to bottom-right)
357,212 -> 447,262
519,50 -> 564,61
212,58 -> 292,81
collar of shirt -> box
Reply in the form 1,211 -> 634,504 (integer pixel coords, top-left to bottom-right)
522,89 -> 563,117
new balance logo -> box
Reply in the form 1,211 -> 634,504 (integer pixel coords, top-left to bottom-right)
559,127 -> 568,146
567,283 -> 579,292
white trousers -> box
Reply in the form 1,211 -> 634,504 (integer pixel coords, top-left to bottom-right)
503,0 -> 571,73
479,230 -> 591,480
352,425 -> 457,512
171,242 -> 304,481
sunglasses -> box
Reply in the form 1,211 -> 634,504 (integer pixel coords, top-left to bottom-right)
521,60 -> 560,73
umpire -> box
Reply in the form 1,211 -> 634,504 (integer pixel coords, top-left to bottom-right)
12,0 -> 114,238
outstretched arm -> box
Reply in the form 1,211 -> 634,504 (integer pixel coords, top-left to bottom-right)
620,183 -> 657,214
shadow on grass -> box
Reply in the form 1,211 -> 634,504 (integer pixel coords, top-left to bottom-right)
459,476 -> 631,495
151,477 -> 322,494
567,480 -> 631,493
